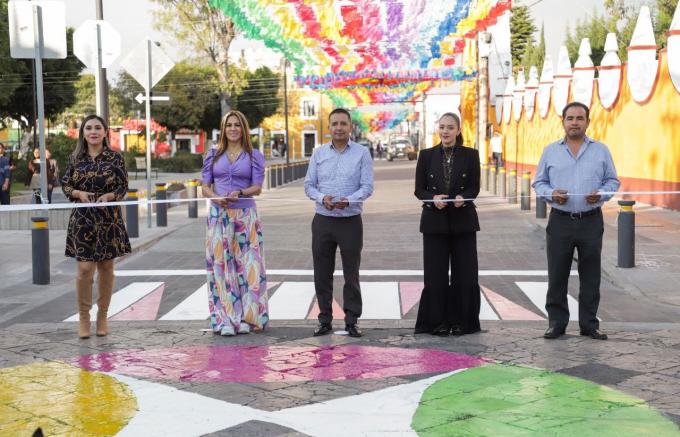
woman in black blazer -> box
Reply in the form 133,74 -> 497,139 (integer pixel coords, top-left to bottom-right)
414,112 -> 481,336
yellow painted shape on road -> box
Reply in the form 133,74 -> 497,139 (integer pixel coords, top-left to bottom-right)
0,361 -> 137,436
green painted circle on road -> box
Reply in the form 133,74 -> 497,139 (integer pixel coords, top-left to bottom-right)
412,364 -> 679,437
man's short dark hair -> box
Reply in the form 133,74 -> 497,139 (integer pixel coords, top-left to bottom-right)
329,108 -> 352,122
562,102 -> 590,120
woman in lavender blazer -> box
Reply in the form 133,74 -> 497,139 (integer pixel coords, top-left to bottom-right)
201,110 -> 269,336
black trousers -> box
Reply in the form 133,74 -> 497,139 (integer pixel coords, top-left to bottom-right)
0,188 -> 9,205
311,214 -> 363,325
546,209 -> 603,331
415,232 -> 481,334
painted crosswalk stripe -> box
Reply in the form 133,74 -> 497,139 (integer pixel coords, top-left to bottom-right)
361,282 -> 401,319
159,284 -> 209,321
110,284 -> 166,321
268,282 -> 316,320
481,285 -> 544,321
515,282 -> 579,321
479,290 -> 500,320
64,282 -> 164,322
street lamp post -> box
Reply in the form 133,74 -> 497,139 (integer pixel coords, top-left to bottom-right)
95,0 -> 110,124
283,58 -> 291,182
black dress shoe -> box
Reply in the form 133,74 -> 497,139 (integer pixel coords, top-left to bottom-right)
313,323 -> 333,336
346,324 -> 362,338
580,329 -> 608,340
449,326 -> 464,336
431,323 -> 450,337
543,327 -> 566,339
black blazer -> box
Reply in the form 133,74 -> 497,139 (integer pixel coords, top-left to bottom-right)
414,144 -> 481,234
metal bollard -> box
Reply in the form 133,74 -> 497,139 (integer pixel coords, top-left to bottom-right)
270,165 -> 277,188
481,164 -> 488,191
156,182 -> 167,227
186,179 -> 198,219
498,167 -> 506,199
489,166 -> 497,195
264,166 -> 270,190
126,189 -> 139,238
276,164 -> 284,186
521,171 -> 531,210
508,169 -> 518,204
31,216 -> 50,285
617,200 -> 636,268
536,194 -> 547,218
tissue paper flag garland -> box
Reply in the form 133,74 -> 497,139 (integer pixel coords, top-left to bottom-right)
210,0 -> 509,104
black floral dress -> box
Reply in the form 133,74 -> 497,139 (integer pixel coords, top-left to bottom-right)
61,149 -> 131,261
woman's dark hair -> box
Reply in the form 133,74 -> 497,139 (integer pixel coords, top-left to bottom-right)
438,112 -> 464,147
562,102 -> 590,120
73,114 -> 110,160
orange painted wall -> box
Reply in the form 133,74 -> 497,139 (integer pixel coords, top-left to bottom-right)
491,50 -> 680,210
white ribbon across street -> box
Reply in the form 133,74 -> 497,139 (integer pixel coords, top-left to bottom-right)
0,191 -> 678,213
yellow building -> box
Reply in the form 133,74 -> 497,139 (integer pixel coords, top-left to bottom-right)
261,87 -> 333,159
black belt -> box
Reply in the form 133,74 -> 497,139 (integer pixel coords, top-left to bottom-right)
551,207 -> 601,219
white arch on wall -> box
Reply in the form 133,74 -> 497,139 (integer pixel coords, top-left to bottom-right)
598,33 -> 623,109
627,6 -> 659,103
572,38 -> 595,107
667,2 -> 680,93
538,55 -> 553,118
552,46 -> 572,115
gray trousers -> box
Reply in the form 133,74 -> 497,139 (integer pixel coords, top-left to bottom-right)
546,209 -> 603,331
311,214 -> 363,325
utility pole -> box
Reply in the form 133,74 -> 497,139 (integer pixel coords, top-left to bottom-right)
283,58 -> 290,168
95,0 -> 110,124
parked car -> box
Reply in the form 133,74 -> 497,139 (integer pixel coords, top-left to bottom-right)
387,138 -> 416,161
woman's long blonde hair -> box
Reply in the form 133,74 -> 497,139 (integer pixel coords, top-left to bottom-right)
214,110 -> 253,162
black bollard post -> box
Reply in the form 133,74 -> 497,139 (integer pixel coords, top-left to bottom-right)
617,200 -> 636,268
186,179 -> 198,219
31,217 -> 50,285
156,182 -> 167,227
277,164 -> 284,186
508,169 -> 518,204
521,171 -> 531,210
126,189 -> 139,238
536,194 -> 547,218
498,167 -> 506,199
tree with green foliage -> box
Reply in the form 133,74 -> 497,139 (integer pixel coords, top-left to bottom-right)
112,62 -> 223,132
510,5 -> 537,70
655,0 -> 679,48
521,24 -> 545,75
0,0 -> 24,116
151,0 -> 247,117
62,75 -> 126,126
0,26 -> 84,133
234,66 -> 280,129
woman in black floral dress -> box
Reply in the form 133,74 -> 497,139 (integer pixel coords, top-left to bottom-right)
62,114 -> 131,339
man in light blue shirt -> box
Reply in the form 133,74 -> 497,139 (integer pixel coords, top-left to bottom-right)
533,102 -> 620,341
304,108 -> 374,338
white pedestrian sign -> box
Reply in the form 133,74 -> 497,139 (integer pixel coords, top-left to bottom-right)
121,38 -> 175,228
73,20 -> 121,69
121,39 -> 174,89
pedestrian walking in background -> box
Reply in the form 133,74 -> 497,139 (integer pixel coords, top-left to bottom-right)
201,110 -> 269,337
304,108 -> 374,338
533,102 -> 620,340
61,114 -> 131,339
28,148 -> 52,204
0,143 -> 11,205
45,148 -> 58,203
414,112 -> 481,337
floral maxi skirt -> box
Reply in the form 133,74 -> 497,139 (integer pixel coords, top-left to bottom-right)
206,205 -> 269,332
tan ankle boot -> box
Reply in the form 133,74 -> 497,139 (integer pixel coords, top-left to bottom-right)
76,277 -> 93,339
96,269 -> 114,336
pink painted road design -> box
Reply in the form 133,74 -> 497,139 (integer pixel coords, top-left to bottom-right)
72,345 -> 487,383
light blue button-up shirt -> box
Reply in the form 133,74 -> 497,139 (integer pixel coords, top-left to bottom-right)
532,136 -> 620,213
304,141 -> 374,217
